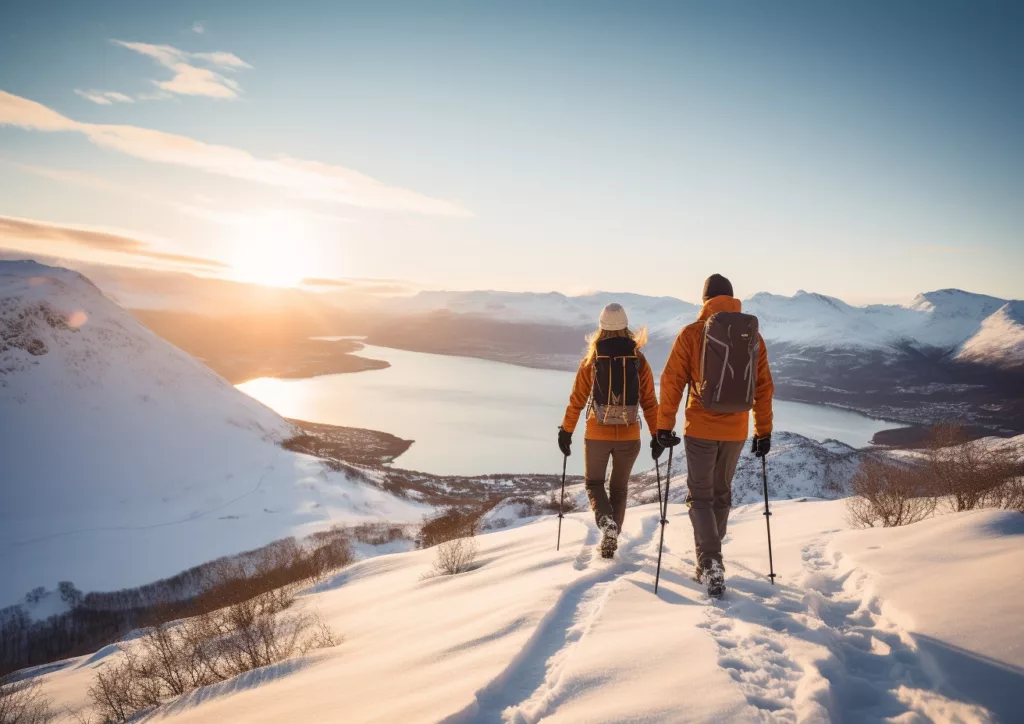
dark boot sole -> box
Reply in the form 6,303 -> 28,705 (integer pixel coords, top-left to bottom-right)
599,535 -> 618,559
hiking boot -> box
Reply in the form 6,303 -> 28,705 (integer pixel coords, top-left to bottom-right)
692,565 -> 704,584
705,560 -> 726,598
598,516 -> 619,559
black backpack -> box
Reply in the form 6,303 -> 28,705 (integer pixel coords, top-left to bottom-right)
591,337 -> 641,425
695,312 -> 760,413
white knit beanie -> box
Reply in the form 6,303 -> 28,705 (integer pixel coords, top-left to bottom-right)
599,303 -> 628,331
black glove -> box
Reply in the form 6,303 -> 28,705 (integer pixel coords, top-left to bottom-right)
751,435 -> 771,458
651,437 -> 665,460
656,429 -> 681,449
558,427 -> 572,457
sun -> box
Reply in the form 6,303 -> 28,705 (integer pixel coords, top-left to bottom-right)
227,209 -> 312,287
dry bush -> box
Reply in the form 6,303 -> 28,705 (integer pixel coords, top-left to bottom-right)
926,424 -> 1019,512
542,491 -> 579,516
351,522 -> 409,546
88,590 -> 337,723
433,537 -> 478,576
418,508 -> 480,549
990,476 -> 1024,513
300,533 -> 355,586
846,459 -> 937,528
2,530 -> 357,680
0,677 -> 56,724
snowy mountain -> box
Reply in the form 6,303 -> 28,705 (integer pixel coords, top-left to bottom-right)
392,289 -> 700,330
383,286 -> 1024,433
393,287 -> 1022,360
28,499 -> 1024,722
0,261 -> 426,606
956,301 -> 1024,370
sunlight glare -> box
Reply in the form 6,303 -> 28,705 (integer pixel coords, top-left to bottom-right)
228,209 -> 314,287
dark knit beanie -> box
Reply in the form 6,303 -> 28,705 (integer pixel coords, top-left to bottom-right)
702,274 -> 733,301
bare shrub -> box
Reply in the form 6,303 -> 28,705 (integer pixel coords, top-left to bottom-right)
351,522 -> 409,546
89,590 -> 337,723
1,528 -> 358,680
299,533 -> 354,586
418,507 -> 480,549
542,491 -> 579,516
433,537 -> 478,576
846,459 -> 937,528
0,677 -> 56,724
926,424 -> 1019,512
990,476 -> 1024,513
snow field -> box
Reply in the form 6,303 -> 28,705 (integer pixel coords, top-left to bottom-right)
31,499 -> 1021,723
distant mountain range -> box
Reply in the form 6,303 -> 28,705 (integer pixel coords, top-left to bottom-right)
391,287 -> 1024,370
374,287 -> 1024,434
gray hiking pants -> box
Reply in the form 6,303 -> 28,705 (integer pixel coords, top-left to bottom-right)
584,438 -> 641,531
684,436 -> 745,569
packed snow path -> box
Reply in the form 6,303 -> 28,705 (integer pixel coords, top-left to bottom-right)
30,500 -> 1023,723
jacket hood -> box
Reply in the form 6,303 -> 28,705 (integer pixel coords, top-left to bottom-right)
698,295 -> 741,321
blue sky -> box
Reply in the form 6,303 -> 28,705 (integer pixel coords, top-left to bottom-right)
1,1 -> 1022,302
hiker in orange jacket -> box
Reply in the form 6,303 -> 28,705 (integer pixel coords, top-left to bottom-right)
655,274 -> 774,596
560,303 -> 660,559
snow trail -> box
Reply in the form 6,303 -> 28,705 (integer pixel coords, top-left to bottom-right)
440,513 -> 661,724
694,535 -> 996,723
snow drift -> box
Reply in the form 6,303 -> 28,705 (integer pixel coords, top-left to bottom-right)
0,261 -> 426,606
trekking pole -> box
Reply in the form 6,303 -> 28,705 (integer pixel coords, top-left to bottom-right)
654,446 -> 672,594
761,456 -> 777,585
655,454 -> 663,512
556,454 -> 568,551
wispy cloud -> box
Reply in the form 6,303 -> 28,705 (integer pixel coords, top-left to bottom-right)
300,277 -> 418,296
192,22 -> 205,35
112,40 -> 252,100
0,215 -> 228,269
3,160 -> 236,223
74,89 -> 135,105
301,277 -> 353,287
0,90 -> 472,217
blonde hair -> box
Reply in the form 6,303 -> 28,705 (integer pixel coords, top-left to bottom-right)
582,326 -> 648,364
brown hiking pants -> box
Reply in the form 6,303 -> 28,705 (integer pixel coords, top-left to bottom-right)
584,438 -> 641,531
684,436 -> 745,569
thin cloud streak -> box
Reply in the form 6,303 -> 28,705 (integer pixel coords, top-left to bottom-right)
112,40 -> 251,99
0,90 -> 472,217
74,89 -> 135,105
0,215 -> 228,270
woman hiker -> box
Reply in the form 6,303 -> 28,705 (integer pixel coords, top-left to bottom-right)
558,303 -> 661,558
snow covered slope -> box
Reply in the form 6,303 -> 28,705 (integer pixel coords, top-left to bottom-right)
0,261 -> 426,606
32,500 -> 1024,722
956,302 -> 1024,370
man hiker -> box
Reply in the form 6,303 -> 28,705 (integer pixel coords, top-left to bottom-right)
654,274 -> 774,597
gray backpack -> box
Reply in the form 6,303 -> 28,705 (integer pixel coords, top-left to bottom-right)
694,312 -> 760,413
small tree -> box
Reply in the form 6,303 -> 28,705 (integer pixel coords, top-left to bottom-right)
57,582 -> 83,609
846,459 -> 936,528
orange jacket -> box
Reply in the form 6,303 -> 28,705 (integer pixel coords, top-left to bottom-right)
562,353 -> 659,441
657,296 -> 774,441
